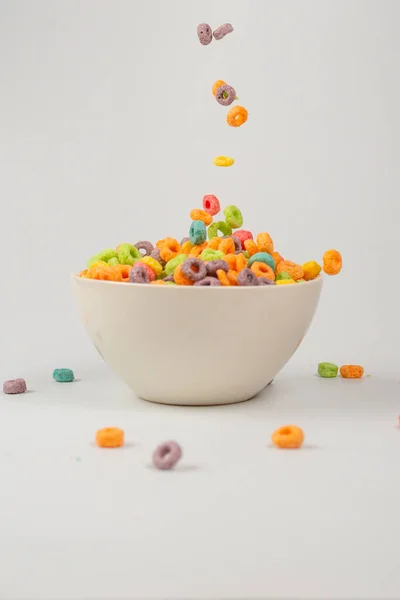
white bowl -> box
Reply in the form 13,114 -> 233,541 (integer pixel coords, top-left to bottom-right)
72,276 -> 322,406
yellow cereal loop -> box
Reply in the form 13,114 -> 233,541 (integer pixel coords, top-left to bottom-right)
141,256 -> 163,277
302,261 -> 321,281
213,156 -> 235,167
276,279 -> 295,285
180,240 -> 193,255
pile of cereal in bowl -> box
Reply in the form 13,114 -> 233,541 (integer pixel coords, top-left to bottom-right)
79,197 -> 342,286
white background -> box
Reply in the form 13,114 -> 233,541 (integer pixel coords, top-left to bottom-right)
0,1 -> 400,599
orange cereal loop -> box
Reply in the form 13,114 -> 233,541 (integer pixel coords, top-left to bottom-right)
271,425 -> 304,449
226,105 -> 248,128
256,232 -> 274,255
173,263 -> 194,286
96,427 -> 124,448
189,242 -> 208,257
207,237 -> 221,250
222,253 -> 237,270
219,237 -> 235,255
190,209 -> 213,226
216,269 -> 231,286
88,264 -> 122,282
79,269 -> 89,278
156,238 -> 167,249
244,239 -> 258,257
212,79 -> 226,96
235,253 -> 248,272
113,264 -> 131,281
276,260 -> 304,281
272,251 -> 284,267
250,262 -> 275,280
340,365 -> 364,379
150,280 -> 165,285
227,270 -> 238,285
323,249 -> 342,276
159,238 -> 181,262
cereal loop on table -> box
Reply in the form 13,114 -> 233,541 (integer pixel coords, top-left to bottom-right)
96,427 -> 124,448
208,221 -> 232,239
227,105 -> 248,127
250,262 -> 275,280
256,233 -> 274,255
152,441 -> 182,470
53,368 -> 74,383
3,378 -> 27,394
203,194 -> 220,216
189,220 -> 207,245
197,23 -> 212,45
190,209 -> 213,226
323,249 -> 342,276
302,261 -> 321,281
271,425 -> 304,449
276,260 -> 303,281
318,363 -> 339,378
340,365 -> 364,379
159,238 -> 181,263
213,156 -> 234,167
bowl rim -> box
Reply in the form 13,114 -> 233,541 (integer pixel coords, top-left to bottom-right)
71,274 -> 323,291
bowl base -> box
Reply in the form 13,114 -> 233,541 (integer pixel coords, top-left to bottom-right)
137,383 -> 273,406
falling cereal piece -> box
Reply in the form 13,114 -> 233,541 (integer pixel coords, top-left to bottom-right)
152,441 -> 182,470
213,156 -> 234,167
3,378 -> 27,394
213,23 -> 234,41
197,23 -> 212,46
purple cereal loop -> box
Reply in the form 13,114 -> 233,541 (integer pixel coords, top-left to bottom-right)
135,241 -> 154,256
197,23 -> 212,46
237,268 -> 258,286
231,236 -> 241,251
181,257 -> 207,282
150,248 -> 165,266
129,264 -> 150,284
258,277 -> 276,285
152,441 -> 182,470
3,378 -> 27,394
213,23 -> 234,41
215,84 -> 236,106
194,276 -> 221,286
180,237 -> 190,246
206,260 -> 229,277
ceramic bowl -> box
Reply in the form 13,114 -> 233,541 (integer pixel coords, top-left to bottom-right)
72,276 -> 322,405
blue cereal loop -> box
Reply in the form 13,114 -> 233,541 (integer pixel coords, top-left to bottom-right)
189,220 -> 207,245
248,252 -> 275,271
53,368 -> 75,383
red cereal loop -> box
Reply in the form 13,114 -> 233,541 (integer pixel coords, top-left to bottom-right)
202,195 -> 220,216
233,230 -> 253,249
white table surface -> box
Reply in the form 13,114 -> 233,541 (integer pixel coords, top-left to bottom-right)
0,368 -> 399,600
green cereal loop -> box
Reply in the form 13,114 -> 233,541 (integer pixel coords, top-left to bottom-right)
276,271 -> 292,281
223,205 -> 243,229
53,368 -> 75,383
296,278 -> 306,283
117,243 -> 142,266
243,251 -> 250,260
200,249 -> 225,262
108,257 -> 120,266
165,254 -> 187,275
165,281 -> 176,285
208,221 -> 232,239
318,363 -> 339,378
